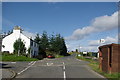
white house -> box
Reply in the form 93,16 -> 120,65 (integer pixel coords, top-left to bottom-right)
2,26 -> 39,57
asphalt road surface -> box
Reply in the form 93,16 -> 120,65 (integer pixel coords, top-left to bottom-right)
13,54 -> 106,80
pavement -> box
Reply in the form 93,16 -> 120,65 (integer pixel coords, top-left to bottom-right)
1,54 -> 107,80
1,69 -> 15,78
0,61 -> 30,79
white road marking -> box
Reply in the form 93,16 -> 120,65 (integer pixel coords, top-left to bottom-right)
47,63 -> 48,66
28,61 -> 33,65
18,61 -> 36,75
63,71 -> 66,80
11,62 -> 16,64
76,59 -> 82,61
63,65 -> 65,70
63,62 -> 65,65
47,63 -> 53,66
63,62 -> 66,80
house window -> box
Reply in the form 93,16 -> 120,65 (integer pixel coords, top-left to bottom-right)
34,43 -> 36,47
31,41 -> 33,46
34,51 -> 36,55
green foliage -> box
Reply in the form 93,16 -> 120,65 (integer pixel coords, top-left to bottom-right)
34,33 -> 47,58
13,38 -> 26,56
1,53 -> 38,61
55,54 -> 64,58
40,31 -> 49,51
27,47 -> 31,54
76,49 -> 78,52
34,32 -> 68,57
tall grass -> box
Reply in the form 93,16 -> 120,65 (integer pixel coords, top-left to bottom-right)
77,56 -> 120,80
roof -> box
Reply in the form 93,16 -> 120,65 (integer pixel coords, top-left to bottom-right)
99,43 -> 120,49
22,31 -> 36,40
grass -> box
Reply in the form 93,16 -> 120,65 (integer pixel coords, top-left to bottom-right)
1,53 -> 39,61
77,56 -> 92,62
76,55 -> 120,80
55,54 -> 64,58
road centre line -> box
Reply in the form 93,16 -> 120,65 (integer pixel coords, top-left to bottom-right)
63,65 -> 65,70
63,62 -> 66,80
18,61 -> 36,75
63,71 -> 66,80
63,62 -> 65,65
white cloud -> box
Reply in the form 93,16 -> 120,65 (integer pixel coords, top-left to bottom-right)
66,42 -> 78,51
66,35 -> 118,52
80,46 -> 98,52
88,36 -> 118,46
66,42 -> 99,52
65,11 -> 118,40
89,40 -> 100,46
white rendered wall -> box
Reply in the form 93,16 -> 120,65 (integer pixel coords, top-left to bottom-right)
2,30 -> 30,53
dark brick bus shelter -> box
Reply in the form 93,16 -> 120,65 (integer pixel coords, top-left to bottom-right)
99,43 -> 120,73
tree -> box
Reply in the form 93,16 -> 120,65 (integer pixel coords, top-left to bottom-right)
34,32 -> 68,58
49,34 -> 56,52
34,33 -> 41,44
49,34 -> 67,56
60,37 -> 67,56
40,31 -> 49,51
13,38 -> 26,56
34,33 -> 46,58
7,30 -> 13,35
76,49 -> 78,52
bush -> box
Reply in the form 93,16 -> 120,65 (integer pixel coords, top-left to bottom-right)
3,51 -> 10,54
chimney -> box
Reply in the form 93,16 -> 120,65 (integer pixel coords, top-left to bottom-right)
13,26 -> 21,34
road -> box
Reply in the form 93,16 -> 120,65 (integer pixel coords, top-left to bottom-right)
12,54 -> 106,80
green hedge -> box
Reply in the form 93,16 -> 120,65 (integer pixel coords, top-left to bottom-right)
1,53 -> 38,61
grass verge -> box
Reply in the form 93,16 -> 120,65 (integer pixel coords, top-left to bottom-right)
1,54 -> 39,61
55,54 -> 64,58
76,56 -> 120,80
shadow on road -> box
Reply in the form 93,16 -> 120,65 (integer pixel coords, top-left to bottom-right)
0,63 -> 12,69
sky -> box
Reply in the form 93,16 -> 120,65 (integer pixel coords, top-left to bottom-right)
2,2 -> 118,52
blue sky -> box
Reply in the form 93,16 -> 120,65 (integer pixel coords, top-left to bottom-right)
2,2 -> 118,52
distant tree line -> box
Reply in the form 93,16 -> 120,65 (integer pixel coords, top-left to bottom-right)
34,31 -> 68,58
